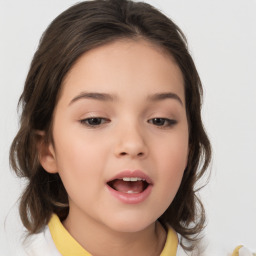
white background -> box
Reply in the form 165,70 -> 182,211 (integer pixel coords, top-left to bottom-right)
0,0 -> 255,255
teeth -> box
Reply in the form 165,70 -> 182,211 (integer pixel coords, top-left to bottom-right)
121,177 -> 145,182
127,190 -> 139,194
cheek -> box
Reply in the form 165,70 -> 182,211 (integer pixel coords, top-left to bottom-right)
53,131 -> 102,190
156,150 -> 187,213
160,149 -> 187,188
157,130 -> 189,169
155,131 -> 189,194
54,143 -> 103,207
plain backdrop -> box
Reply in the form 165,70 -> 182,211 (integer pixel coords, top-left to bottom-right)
0,0 -> 255,255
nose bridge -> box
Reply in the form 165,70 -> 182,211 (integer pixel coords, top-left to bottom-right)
114,118 -> 148,158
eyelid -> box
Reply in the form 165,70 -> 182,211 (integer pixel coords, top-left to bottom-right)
147,117 -> 177,128
79,117 -> 110,128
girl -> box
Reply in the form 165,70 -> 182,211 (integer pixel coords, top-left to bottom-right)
9,0 -> 214,255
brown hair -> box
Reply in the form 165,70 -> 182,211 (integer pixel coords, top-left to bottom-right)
10,0 -> 211,251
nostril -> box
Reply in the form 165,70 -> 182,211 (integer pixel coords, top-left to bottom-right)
119,152 -> 144,157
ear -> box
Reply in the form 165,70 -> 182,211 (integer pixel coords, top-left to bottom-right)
36,131 -> 58,174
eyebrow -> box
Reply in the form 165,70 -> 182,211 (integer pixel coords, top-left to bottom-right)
69,92 -> 115,105
147,92 -> 183,106
69,91 -> 183,106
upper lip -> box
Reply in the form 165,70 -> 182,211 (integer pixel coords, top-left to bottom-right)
106,170 -> 153,185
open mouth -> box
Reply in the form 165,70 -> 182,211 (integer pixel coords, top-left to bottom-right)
107,177 -> 149,194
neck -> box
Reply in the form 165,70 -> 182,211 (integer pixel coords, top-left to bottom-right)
63,209 -> 167,256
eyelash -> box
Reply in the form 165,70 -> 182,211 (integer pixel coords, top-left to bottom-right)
147,118 -> 177,127
80,117 -> 110,127
80,117 -> 177,128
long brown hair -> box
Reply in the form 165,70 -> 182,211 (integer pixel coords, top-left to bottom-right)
10,0 -> 211,251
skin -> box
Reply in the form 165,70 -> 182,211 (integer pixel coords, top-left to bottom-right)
39,39 -> 189,256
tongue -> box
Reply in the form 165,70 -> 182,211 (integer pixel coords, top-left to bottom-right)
111,180 -> 144,193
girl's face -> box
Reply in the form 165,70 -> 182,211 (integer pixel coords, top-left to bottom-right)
41,39 -> 189,233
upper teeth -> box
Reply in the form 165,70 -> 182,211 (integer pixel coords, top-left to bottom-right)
121,177 -> 145,182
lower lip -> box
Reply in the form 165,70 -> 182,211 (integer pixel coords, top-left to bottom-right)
106,184 -> 152,204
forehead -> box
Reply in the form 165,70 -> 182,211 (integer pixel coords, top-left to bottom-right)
60,38 -> 184,104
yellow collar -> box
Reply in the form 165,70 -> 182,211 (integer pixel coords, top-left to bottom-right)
48,214 -> 178,256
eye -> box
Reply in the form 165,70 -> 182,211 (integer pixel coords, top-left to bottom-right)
80,117 -> 110,127
148,118 -> 177,127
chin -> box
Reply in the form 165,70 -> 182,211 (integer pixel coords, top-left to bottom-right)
103,212 -> 157,233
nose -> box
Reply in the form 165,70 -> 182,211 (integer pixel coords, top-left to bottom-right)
114,123 -> 148,159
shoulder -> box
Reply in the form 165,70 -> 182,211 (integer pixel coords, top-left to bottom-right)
176,244 -> 189,256
161,226 -> 190,256
231,246 -> 255,256
20,226 -> 61,256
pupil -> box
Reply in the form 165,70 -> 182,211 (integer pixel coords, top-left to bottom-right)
153,118 -> 164,126
89,118 -> 101,125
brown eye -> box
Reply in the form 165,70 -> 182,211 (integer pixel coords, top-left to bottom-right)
80,117 -> 109,127
148,118 -> 177,127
